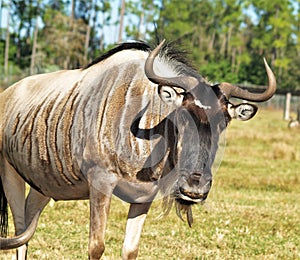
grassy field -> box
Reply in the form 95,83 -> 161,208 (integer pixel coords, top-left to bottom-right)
1,109 -> 300,260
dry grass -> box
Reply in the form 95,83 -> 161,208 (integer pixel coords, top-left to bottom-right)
1,109 -> 300,259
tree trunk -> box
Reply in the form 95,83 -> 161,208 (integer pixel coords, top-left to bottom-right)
71,0 -> 75,20
66,0 -> 76,69
30,18 -> 39,75
284,92 -> 291,121
4,1 -> 10,83
84,0 -> 93,64
0,0 -> 2,30
137,7 -> 145,39
118,0 -> 126,43
231,47 -> 236,73
208,31 -> 215,52
84,25 -> 91,64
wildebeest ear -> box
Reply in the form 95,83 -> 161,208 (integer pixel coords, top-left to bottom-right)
158,86 -> 185,106
228,103 -> 258,121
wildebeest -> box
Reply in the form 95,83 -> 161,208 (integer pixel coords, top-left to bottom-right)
0,40 -> 276,259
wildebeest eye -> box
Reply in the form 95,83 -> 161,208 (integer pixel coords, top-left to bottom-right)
241,107 -> 253,115
162,90 -> 172,98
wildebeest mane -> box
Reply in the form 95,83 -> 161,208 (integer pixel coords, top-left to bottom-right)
159,40 -> 199,77
83,41 -> 151,69
82,40 -> 199,78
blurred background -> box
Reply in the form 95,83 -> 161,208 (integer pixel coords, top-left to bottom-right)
0,0 -> 299,90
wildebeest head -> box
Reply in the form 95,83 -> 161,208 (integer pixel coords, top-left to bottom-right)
143,40 -> 276,225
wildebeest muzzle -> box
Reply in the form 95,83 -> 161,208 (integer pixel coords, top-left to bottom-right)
175,171 -> 212,204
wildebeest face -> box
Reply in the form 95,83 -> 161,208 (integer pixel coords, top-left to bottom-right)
158,85 -> 222,204
157,84 -> 257,205
174,91 -> 219,204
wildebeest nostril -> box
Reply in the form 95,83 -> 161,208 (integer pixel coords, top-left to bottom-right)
186,173 -> 203,186
190,173 -> 202,181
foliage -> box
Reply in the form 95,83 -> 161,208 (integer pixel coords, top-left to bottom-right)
0,0 -> 299,90
41,8 -> 86,69
156,0 -> 299,89
125,0 -> 159,40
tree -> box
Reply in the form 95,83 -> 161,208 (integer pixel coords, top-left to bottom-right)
9,0 -> 41,68
30,1 -> 40,75
68,0 -> 112,61
83,0 -> 93,63
154,0 -> 299,88
4,0 -> 10,82
118,0 -> 126,42
246,0 -> 298,88
156,0 -> 246,82
97,0 -> 112,52
125,0 -> 158,41
41,8 -> 86,69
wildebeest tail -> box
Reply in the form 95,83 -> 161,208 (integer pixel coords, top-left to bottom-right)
0,178 -> 8,237
0,209 -> 41,249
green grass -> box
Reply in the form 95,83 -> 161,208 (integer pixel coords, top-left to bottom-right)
1,109 -> 300,259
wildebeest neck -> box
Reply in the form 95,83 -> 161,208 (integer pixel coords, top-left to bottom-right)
130,103 -> 178,182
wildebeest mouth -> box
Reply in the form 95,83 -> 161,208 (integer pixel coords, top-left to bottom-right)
173,176 -> 211,206
175,190 -> 208,205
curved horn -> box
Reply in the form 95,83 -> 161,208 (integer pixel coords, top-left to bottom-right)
145,39 -> 198,89
220,58 -> 276,102
0,209 -> 41,250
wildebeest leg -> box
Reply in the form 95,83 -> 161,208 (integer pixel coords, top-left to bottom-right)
87,170 -> 118,260
122,202 -> 152,260
1,159 -> 26,260
89,189 -> 113,259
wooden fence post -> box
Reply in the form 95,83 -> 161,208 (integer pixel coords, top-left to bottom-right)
284,92 -> 291,120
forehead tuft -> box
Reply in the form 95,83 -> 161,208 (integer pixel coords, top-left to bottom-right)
194,100 -> 211,110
